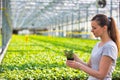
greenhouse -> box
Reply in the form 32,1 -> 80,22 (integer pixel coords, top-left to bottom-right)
0,0 -> 120,80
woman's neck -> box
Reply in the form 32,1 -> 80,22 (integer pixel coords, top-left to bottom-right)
100,33 -> 111,44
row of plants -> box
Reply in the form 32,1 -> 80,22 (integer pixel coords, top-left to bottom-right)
0,35 -> 120,80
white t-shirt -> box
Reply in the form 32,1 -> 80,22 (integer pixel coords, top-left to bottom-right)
88,40 -> 118,80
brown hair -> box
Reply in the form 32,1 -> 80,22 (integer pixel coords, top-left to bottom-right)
91,14 -> 120,56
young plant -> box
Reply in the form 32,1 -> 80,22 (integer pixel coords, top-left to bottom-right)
64,49 -> 74,60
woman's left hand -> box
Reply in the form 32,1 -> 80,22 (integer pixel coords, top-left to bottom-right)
66,60 -> 80,69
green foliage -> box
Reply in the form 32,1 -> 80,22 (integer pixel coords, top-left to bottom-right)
64,49 -> 74,60
0,35 -> 120,80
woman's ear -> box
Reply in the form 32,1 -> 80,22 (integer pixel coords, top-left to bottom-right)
103,25 -> 108,31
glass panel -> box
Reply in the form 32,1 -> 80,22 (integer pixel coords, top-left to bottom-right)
0,12 -> 1,47
0,0 -> 2,48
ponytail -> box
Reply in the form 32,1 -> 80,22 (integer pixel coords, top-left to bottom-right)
109,17 -> 120,56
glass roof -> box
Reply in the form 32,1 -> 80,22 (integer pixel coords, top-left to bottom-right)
4,0 -> 119,30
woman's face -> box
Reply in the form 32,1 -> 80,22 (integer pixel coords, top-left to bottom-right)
91,21 -> 105,37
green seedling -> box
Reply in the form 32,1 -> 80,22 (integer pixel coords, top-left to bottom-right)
64,49 -> 74,60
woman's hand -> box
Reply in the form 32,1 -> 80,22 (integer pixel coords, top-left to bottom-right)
66,60 -> 81,69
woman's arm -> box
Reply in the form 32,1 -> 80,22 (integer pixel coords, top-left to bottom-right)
66,55 -> 113,79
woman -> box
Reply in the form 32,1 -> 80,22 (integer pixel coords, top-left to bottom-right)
66,14 -> 120,80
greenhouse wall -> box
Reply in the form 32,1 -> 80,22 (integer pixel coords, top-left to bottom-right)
0,0 -> 12,63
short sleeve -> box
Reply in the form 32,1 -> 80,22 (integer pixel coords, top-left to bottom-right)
102,45 -> 118,61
